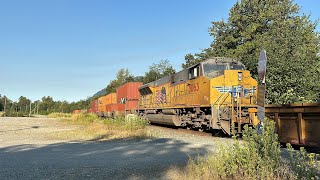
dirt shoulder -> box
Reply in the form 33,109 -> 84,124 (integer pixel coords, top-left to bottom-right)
0,117 -> 228,180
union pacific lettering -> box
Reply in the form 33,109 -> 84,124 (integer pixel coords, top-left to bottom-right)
188,83 -> 200,93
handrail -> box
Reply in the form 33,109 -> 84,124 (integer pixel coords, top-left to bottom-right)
212,92 -> 228,107
218,93 -> 229,109
211,92 -> 230,126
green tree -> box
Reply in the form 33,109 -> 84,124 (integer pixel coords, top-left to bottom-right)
0,94 -> 3,111
182,53 -> 201,69
105,68 -> 134,94
40,96 -> 55,114
134,76 -> 145,82
144,60 -> 176,83
18,96 -> 31,113
184,0 -> 320,104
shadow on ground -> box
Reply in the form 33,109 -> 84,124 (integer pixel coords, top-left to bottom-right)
0,138 -> 208,180
0,125 -> 40,133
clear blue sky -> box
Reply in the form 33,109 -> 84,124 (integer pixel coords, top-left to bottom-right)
0,0 -> 319,102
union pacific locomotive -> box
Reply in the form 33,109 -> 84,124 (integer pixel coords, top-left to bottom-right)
88,57 -> 259,136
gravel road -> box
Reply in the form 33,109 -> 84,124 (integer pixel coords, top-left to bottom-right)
0,117 -> 230,180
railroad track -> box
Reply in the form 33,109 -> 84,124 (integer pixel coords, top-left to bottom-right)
149,123 -> 320,154
150,103 -> 320,149
149,124 -> 213,137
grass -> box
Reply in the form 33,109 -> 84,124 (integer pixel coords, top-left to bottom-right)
48,112 -> 72,119
0,112 -> 4,117
172,119 -> 320,180
55,113 -> 150,141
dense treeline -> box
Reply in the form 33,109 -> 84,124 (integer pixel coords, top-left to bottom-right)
0,95 -> 90,116
182,0 -> 320,104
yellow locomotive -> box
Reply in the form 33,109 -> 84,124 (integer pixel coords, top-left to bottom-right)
138,57 -> 259,135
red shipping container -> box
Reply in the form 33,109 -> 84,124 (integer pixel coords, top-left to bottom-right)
116,104 -> 125,112
90,100 -> 98,113
106,104 -> 112,112
73,109 -> 82,114
125,100 -> 140,111
105,104 -> 125,112
108,101 -> 139,112
117,82 -> 143,103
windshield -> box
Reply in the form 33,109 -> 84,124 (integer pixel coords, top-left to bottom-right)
230,64 -> 245,70
203,63 -> 227,78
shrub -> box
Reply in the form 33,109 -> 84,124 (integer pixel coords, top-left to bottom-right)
124,114 -> 149,131
48,112 -> 72,119
70,113 -> 97,124
57,113 -> 149,140
178,119 -> 319,180
287,144 -> 320,179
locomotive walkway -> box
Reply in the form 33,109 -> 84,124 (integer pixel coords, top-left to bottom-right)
0,117 -> 231,180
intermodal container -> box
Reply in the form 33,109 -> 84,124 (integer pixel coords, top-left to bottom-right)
106,104 -> 125,112
125,100 -> 140,111
73,109 -> 82,114
116,104 -> 125,112
108,101 -> 139,112
106,104 -> 112,112
90,100 -> 98,113
105,93 -> 117,105
117,82 -> 143,103
97,95 -> 107,112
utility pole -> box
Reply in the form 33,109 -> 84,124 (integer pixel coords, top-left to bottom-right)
29,101 -> 32,117
37,101 -> 39,115
4,96 -> 6,117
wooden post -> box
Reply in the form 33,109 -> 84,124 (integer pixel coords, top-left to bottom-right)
3,97 -> 6,117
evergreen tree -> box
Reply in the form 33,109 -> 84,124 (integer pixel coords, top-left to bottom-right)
105,68 -> 134,94
183,0 -> 320,103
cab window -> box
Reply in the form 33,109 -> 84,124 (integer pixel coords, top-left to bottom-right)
230,64 -> 245,70
203,63 -> 227,78
189,66 -> 200,80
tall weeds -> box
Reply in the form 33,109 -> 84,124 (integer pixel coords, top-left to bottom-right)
48,112 -> 72,119
56,113 -> 149,141
177,120 -> 319,180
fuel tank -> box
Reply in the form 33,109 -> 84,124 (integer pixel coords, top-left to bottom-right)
146,114 -> 181,126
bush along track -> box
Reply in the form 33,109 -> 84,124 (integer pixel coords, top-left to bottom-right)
175,119 -> 319,180
49,113 -> 150,141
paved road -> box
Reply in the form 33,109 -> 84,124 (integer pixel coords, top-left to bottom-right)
0,117 -> 228,180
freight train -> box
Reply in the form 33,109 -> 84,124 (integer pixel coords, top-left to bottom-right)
87,57 -> 259,136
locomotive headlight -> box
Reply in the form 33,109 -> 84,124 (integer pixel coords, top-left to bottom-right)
238,72 -> 243,82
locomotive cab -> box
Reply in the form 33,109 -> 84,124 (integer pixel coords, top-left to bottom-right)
201,58 -> 258,135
